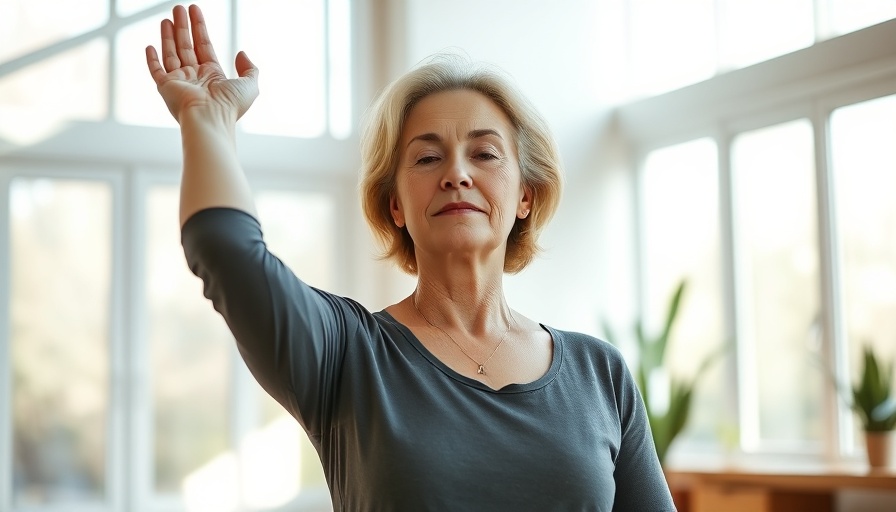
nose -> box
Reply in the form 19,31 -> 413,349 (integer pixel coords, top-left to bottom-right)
440,156 -> 473,190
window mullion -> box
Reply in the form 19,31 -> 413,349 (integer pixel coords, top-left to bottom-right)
716,128 -> 744,452
105,171 -> 128,512
0,171 -> 12,511
812,101 -> 851,461
718,126 -> 763,453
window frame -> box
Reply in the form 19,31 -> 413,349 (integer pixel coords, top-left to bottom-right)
0,163 -> 347,511
0,0 -> 364,509
619,18 -> 896,465
0,163 -> 127,512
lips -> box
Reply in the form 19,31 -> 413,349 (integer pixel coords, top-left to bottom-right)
434,202 -> 484,215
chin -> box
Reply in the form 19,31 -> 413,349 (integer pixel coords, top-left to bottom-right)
437,233 -> 504,257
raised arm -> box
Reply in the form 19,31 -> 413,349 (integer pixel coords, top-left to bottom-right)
145,4 -> 259,226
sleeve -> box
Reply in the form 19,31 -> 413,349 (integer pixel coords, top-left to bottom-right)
610,352 -> 677,511
181,207 -> 359,437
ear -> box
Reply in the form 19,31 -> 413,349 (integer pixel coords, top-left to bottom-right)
390,194 -> 406,228
517,186 -> 533,219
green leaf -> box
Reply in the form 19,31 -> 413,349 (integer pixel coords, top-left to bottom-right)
655,281 -> 686,363
850,344 -> 896,431
603,276 -> 731,464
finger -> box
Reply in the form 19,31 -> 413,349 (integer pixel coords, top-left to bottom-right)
234,52 -> 260,118
188,4 -> 219,65
234,51 -> 258,80
160,18 -> 180,72
173,4 -> 198,67
145,46 -> 168,86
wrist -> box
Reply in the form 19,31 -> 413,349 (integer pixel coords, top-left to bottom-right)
179,108 -> 239,144
179,105 -> 239,134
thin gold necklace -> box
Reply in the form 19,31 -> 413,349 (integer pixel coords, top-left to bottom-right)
413,293 -> 516,376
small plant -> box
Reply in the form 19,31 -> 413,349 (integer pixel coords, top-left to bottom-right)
850,345 -> 896,432
603,279 -> 723,465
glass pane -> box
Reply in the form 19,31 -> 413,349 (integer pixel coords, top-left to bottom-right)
237,0 -> 326,137
641,139 -> 728,451
116,0 -> 168,18
146,186 -> 234,498
718,0 -> 815,70
829,0 -> 896,36
0,0 -> 107,61
255,190 -> 335,290
242,190 -> 334,508
10,178 -> 111,504
731,119 -> 823,450
830,95 -> 896,441
628,0 -> 716,96
0,39 -> 108,146
115,0 -> 231,127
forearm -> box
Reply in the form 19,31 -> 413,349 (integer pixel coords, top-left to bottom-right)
179,110 -> 257,226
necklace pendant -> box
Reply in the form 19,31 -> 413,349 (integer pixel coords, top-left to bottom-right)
478,365 -> 485,375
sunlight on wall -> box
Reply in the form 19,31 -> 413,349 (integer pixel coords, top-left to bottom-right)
241,417 -> 303,508
182,452 -> 239,512
182,417 -> 304,512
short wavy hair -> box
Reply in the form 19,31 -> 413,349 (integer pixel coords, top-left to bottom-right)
359,54 -> 563,275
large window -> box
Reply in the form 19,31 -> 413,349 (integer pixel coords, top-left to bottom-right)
730,120 -> 823,452
829,95 -> 896,450
1,0 -> 352,139
640,138 -> 726,445
0,2 -> 353,510
624,16 -> 896,465
10,178 -> 112,505
1,168 -> 339,511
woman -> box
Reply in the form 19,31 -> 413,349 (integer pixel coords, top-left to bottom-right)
146,4 -> 675,511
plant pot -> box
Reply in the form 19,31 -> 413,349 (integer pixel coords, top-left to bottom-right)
864,431 -> 893,469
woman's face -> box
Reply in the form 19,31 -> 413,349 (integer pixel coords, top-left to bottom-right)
391,89 -> 531,267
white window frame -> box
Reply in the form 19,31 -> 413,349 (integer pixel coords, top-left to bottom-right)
0,163 -> 128,512
0,163 -> 347,512
0,0 -> 369,510
618,18 -> 896,465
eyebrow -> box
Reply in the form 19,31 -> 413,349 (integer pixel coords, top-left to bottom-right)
406,129 -> 504,148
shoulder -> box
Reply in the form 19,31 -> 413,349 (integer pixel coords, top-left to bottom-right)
546,326 -> 627,365
542,325 -> 637,391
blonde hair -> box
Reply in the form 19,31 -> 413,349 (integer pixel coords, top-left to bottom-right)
359,54 -> 563,274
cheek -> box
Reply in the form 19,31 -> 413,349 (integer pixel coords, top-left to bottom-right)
391,180 -> 426,224
493,165 -> 525,203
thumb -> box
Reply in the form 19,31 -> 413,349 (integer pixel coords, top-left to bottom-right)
232,51 -> 259,119
235,51 -> 258,80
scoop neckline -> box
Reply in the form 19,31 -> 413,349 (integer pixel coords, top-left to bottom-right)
377,310 -> 562,393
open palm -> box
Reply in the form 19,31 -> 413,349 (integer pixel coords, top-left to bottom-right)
145,4 -> 258,124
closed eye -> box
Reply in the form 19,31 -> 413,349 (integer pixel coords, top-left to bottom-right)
415,155 -> 440,165
474,152 -> 499,161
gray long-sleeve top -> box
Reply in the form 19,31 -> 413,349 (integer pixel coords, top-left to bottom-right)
182,207 -> 676,511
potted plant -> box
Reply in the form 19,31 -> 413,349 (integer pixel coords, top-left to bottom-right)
849,345 -> 896,468
603,280 -> 723,465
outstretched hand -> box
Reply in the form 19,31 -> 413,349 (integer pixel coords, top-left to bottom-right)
145,4 -> 258,124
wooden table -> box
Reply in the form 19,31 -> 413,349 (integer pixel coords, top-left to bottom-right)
665,468 -> 896,512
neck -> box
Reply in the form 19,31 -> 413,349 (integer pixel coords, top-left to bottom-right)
412,290 -> 517,376
412,270 -> 510,337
